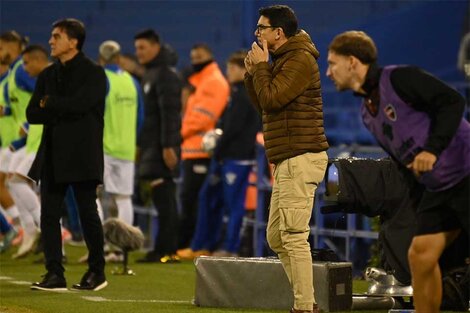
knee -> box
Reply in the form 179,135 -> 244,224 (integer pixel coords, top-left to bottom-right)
77,204 -> 99,219
266,228 -> 283,253
40,210 -> 61,224
408,239 -> 438,272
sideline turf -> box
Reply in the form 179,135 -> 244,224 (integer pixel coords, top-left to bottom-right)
0,245 -> 419,313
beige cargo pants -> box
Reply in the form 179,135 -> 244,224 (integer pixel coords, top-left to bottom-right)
266,151 -> 328,311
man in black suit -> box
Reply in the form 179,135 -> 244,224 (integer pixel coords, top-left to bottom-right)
27,18 -> 107,291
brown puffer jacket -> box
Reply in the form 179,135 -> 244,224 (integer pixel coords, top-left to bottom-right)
245,30 -> 329,164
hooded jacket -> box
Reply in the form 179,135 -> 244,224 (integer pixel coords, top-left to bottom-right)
138,43 -> 182,179
245,30 -> 328,164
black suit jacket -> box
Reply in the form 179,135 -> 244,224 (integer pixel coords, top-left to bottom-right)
26,52 -> 106,183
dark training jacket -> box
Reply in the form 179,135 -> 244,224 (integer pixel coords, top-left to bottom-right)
138,44 -> 182,179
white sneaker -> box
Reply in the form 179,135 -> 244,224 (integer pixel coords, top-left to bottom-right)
12,230 -> 39,259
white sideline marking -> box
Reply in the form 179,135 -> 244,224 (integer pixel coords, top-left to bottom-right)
82,296 -> 191,304
10,280 -> 31,285
3,276 -> 189,301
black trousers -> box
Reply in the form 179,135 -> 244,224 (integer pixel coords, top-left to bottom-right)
178,158 -> 210,249
151,178 -> 179,255
41,173 -> 104,277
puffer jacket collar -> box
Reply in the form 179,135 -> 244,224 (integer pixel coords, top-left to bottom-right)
272,30 -> 320,61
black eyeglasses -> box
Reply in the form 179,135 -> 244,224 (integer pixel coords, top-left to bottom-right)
255,24 -> 278,33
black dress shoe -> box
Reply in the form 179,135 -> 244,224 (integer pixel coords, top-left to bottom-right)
72,271 -> 107,291
31,272 -> 67,291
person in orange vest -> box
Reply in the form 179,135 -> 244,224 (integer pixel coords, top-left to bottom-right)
177,44 -> 229,256
180,50 -> 261,259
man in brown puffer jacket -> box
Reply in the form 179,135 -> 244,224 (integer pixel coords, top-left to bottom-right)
244,5 -> 328,313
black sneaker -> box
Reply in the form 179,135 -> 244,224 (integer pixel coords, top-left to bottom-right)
71,271 -> 107,291
31,272 -> 67,291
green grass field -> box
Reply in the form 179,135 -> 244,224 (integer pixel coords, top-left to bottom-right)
1,245 -> 393,313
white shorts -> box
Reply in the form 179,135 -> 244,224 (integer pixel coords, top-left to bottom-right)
8,147 -> 27,174
14,152 -> 36,178
0,148 -> 13,173
103,154 -> 134,196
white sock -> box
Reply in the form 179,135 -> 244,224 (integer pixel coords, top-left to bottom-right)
4,205 -> 19,220
8,180 -> 40,227
59,218 -> 65,256
114,195 -> 134,225
96,198 -> 104,223
8,184 -> 35,235
17,204 -> 37,236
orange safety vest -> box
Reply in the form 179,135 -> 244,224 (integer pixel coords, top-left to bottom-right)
181,62 -> 229,160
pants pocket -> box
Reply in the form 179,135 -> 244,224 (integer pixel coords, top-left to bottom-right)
279,198 -> 312,233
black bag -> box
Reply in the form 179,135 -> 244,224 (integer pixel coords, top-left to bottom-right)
311,249 -> 340,262
442,264 -> 470,311
323,158 -> 419,218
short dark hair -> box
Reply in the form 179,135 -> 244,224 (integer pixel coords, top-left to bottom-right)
227,50 -> 247,68
52,18 -> 86,51
23,44 -> 49,58
328,31 -> 377,65
259,5 -> 298,38
0,30 -> 29,48
134,29 -> 160,43
191,43 -> 213,57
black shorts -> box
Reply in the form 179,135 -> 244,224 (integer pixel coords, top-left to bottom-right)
416,175 -> 470,236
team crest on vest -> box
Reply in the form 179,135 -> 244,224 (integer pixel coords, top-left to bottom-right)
384,104 -> 397,121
